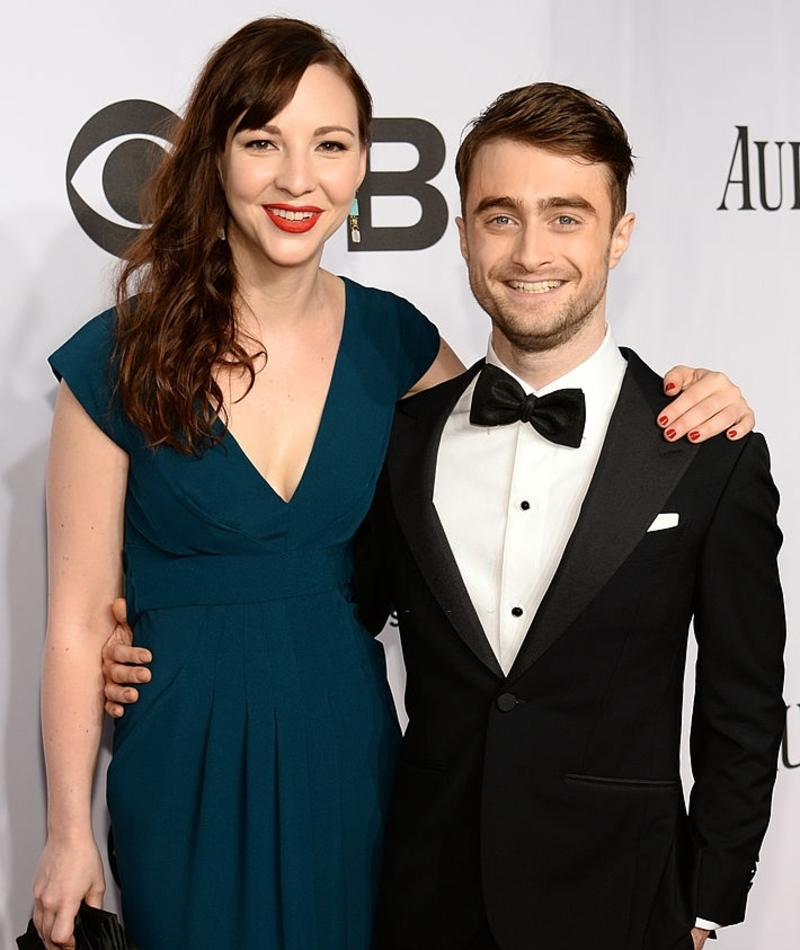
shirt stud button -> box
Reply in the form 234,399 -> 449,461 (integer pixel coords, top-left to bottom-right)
520,500 -> 530,510
511,606 -> 523,617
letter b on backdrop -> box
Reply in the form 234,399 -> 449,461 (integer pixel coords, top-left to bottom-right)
350,118 -> 449,251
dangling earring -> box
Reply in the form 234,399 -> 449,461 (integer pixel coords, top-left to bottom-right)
348,196 -> 361,244
217,225 -> 226,242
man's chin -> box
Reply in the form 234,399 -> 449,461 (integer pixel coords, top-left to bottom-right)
491,312 -> 592,355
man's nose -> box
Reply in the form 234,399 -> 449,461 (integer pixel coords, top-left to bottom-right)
510,224 -> 554,272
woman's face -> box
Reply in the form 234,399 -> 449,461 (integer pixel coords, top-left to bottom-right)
219,63 -> 367,280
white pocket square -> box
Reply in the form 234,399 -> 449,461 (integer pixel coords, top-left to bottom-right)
647,512 -> 679,532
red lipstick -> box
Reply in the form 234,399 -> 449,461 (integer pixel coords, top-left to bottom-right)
264,204 -> 323,233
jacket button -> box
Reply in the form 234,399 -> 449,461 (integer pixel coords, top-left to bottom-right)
496,692 -> 518,712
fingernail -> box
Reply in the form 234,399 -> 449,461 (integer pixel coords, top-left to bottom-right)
665,428 -> 677,440
665,382 -> 676,392
728,429 -> 737,439
689,431 -> 700,441
658,415 -> 669,426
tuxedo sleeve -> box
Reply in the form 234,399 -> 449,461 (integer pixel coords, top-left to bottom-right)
689,433 -> 785,924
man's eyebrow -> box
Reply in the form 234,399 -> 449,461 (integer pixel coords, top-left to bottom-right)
472,195 -> 524,215
538,195 -> 597,215
471,195 -> 598,216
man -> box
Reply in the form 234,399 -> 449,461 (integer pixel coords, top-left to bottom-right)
355,83 -> 785,950
103,84 -> 782,950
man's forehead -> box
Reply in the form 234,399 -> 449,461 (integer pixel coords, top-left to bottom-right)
466,140 -> 613,212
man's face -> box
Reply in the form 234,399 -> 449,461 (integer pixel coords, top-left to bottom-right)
457,140 -> 634,356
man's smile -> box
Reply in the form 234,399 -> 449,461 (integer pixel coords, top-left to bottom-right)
506,279 -> 565,294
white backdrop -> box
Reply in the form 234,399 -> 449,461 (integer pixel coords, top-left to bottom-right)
2,0 -> 798,946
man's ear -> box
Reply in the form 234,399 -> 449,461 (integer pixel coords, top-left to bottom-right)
608,212 -> 635,269
456,216 -> 469,262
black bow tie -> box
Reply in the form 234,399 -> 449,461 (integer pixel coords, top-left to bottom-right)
469,364 -> 586,447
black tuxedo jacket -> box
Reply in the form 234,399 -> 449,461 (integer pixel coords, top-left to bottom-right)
359,350 -> 786,950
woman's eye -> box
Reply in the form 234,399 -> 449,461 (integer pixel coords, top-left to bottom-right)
318,141 -> 347,152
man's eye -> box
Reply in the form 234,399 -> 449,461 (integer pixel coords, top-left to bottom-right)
491,215 -> 512,226
556,214 -> 577,226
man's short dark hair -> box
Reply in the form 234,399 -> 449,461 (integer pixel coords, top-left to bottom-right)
455,82 -> 634,223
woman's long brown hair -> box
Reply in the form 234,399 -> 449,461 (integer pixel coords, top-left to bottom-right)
114,17 -> 372,453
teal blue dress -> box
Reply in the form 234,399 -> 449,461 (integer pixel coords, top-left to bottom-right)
49,278 -> 439,950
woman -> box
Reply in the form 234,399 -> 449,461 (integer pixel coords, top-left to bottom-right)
32,16 -> 752,950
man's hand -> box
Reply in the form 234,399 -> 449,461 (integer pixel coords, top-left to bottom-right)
102,598 -> 151,718
659,366 -> 754,443
691,926 -> 712,949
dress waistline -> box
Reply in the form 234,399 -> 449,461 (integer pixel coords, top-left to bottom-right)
124,542 -> 353,617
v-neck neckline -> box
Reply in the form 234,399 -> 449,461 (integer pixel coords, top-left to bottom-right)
222,277 -> 351,506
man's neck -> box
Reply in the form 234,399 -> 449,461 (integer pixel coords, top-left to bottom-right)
491,321 -> 608,390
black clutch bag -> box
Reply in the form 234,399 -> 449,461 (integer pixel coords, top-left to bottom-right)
17,901 -> 132,950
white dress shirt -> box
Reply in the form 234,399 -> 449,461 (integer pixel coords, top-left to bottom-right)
433,327 -> 626,674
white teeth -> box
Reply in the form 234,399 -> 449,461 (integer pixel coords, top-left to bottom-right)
270,208 -> 314,220
508,279 -> 563,294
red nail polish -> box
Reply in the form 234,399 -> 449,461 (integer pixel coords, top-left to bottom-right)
665,429 -> 677,440
728,429 -> 737,439
658,415 -> 669,426
689,431 -> 700,441
665,382 -> 676,392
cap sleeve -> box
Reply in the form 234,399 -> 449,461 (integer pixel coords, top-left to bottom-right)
48,308 -> 134,450
388,293 -> 440,399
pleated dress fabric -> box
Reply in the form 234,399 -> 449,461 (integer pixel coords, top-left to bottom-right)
48,278 -> 439,950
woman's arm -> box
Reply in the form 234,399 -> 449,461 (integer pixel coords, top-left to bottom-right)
403,338 -> 465,396
33,381 -> 129,950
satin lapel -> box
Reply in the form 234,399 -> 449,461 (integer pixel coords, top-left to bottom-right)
507,359 -> 700,683
388,363 -> 504,677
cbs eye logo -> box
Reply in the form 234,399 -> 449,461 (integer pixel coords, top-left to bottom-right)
66,100 -> 177,257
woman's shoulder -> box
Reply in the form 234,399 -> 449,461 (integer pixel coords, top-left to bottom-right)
341,277 -> 439,343
340,277 -> 440,394
341,276 -> 424,317
48,306 -> 130,444
49,307 -> 117,380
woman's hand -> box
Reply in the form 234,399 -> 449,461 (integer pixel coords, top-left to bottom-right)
658,366 -> 754,442
102,598 -> 151,718
33,832 -> 105,950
